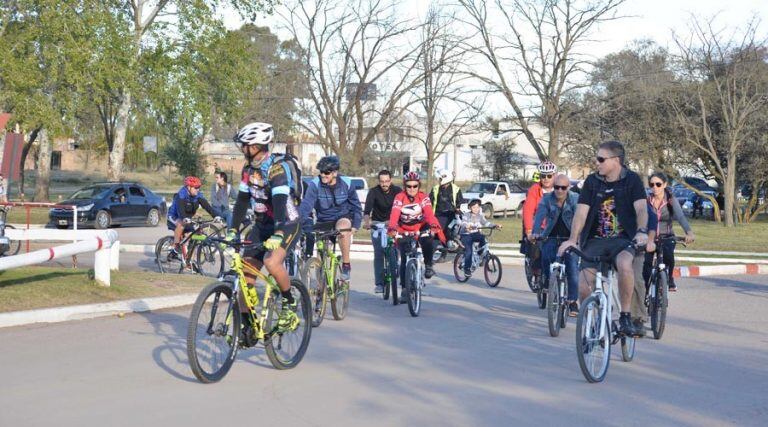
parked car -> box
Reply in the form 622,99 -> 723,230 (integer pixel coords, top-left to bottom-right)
672,187 -> 714,218
460,181 -> 527,217
49,182 -> 167,229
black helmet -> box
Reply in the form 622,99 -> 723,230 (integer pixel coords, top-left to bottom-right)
317,156 -> 340,173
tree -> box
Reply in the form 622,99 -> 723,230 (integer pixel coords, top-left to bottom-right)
472,138 -> 524,181
459,0 -> 626,164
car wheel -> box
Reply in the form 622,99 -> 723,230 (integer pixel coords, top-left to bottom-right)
146,208 -> 160,227
95,210 -> 111,229
482,203 -> 494,218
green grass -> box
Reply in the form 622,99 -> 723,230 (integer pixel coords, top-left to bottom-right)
0,267 -> 211,313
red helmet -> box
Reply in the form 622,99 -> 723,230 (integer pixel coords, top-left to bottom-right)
184,176 -> 202,188
403,171 -> 421,184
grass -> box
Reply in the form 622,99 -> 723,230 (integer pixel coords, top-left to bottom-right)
0,267 -> 211,313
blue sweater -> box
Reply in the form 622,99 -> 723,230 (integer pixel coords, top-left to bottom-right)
299,176 -> 363,228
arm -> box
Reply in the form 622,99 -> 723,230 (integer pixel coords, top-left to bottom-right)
347,182 -> 363,229
669,195 -> 692,235
198,196 -> 216,218
298,182 -> 318,220
456,188 -> 464,209
388,195 -> 402,230
633,199 -> 649,245
532,199 -> 547,236
522,186 -> 538,236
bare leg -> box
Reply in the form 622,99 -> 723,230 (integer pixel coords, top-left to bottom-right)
579,268 -> 596,302
336,218 -> 353,264
616,251 -> 635,312
263,247 -> 290,292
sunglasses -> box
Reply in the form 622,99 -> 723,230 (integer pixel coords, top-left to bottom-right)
554,185 -> 569,191
405,184 -> 420,189
191,186 -> 201,190
649,182 -> 664,188
596,155 -> 618,163
320,170 -> 334,176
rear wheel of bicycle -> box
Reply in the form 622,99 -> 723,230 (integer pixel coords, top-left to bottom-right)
194,241 -> 225,278
331,262 -> 349,320
651,272 -> 669,339
536,285 -> 547,309
155,236 -> 183,274
187,282 -> 239,383
547,274 -> 562,337
307,258 -> 326,327
383,253 -> 391,300
621,335 -> 636,362
576,295 -> 611,383
405,259 -> 421,317
265,279 -> 313,370
1,225 -> 21,256
484,254 -> 502,287
453,252 -> 470,282
524,257 -> 536,292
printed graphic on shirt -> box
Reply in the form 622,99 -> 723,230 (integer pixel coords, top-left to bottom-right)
597,196 -> 622,237
396,200 -> 425,225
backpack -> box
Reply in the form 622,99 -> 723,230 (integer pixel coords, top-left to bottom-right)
273,153 -> 304,203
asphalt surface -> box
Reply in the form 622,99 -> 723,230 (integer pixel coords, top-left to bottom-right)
1,256 -> 767,426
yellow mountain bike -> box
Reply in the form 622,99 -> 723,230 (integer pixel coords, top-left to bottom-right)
186,237 -> 312,383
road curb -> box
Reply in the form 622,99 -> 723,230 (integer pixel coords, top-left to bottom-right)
0,293 -> 198,329
674,264 -> 768,277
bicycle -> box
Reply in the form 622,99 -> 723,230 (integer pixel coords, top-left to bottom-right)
522,237 -> 544,302
186,237 -> 312,383
0,206 -> 20,257
307,227 -> 353,327
432,212 -> 463,264
155,217 -> 225,278
567,242 -> 638,383
545,237 -> 573,337
397,230 -> 432,317
452,227 -> 502,287
371,223 -> 399,304
645,236 -> 686,340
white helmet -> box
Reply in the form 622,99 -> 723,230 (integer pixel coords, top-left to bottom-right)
234,122 -> 274,148
435,168 -> 454,185
537,161 -> 557,174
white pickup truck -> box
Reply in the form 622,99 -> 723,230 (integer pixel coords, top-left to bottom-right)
460,181 -> 527,217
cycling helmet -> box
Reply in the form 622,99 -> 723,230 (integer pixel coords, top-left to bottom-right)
435,168 -> 454,185
537,161 -> 557,174
184,176 -> 202,188
403,171 -> 421,183
316,155 -> 341,173
234,122 -> 274,148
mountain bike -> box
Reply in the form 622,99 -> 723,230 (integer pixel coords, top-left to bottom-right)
156,217 -> 225,277
646,236 -> 686,340
452,227 -> 502,287
397,230 -> 431,317
0,206 -> 20,257
186,237 -> 312,383
522,237 -> 545,307
568,242 -> 638,383
372,223 -> 399,304
308,227 -> 352,327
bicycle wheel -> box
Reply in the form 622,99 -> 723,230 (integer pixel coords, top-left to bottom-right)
536,285 -> 547,309
547,274 -> 562,337
155,236 -> 183,274
187,282 -> 240,383
331,261 -> 349,320
484,254 -> 502,287
307,258 -> 326,327
405,259 -> 421,317
383,250 -> 391,300
1,225 -> 20,256
621,336 -> 636,362
453,252 -> 470,282
576,295 -> 611,383
651,272 -> 669,339
524,257 -> 536,292
194,241 -> 225,278
265,279 -> 313,370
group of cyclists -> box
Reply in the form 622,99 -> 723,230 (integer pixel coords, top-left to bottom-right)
168,122 -> 694,338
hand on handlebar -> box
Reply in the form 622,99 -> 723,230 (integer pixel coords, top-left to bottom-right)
684,232 -> 695,245
646,241 -> 657,253
557,239 -> 577,257
182,217 -> 192,225
633,232 -> 648,247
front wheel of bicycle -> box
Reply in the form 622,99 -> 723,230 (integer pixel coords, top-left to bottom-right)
187,282 -> 240,383
453,252 -> 470,282
405,259 -> 421,317
576,295 -> 611,383
265,279 -> 313,370
650,272 -> 669,340
331,261 -> 349,320
547,274 -> 562,337
194,241 -> 225,278
484,254 -> 502,287
307,258 -> 326,327
155,236 -> 183,274
621,336 -> 636,362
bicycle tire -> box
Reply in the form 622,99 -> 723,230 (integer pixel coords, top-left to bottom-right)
405,259 -> 421,317
453,252 -> 470,282
484,254 -> 502,287
187,282 -> 240,383
194,241 -> 225,278
383,250 -> 391,300
265,279 -> 313,370
621,336 -> 636,362
307,258 -> 326,327
1,225 -> 20,256
331,261 -> 349,320
524,257 -> 536,292
576,295 -> 611,383
547,274 -> 562,337
651,272 -> 669,339
536,286 -> 547,309
155,236 -> 183,274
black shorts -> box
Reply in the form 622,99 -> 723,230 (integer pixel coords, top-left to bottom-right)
244,221 -> 302,261
579,237 -> 635,270
167,218 -> 194,233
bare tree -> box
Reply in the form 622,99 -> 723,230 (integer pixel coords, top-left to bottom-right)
459,0 -> 626,164
668,17 -> 768,227
281,0 -> 424,174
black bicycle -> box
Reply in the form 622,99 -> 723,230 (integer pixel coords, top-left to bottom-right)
646,235 -> 686,340
545,237 -> 571,337
156,217 -> 225,277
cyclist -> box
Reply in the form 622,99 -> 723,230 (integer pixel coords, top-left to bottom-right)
389,171 -> 446,297
643,172 -> 695,292
229,122 -> 305,328
299,155 -> 362,282
531,174 -> 580,316
429,168 -> 463,248
167,176 -> 218,259
459,199 -> 501,278
521,161 -> 558,282
558,140 -> 649,337
363,169 -> 402,293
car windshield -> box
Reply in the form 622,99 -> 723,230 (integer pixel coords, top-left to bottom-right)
69,186 -> 112,200
351,179 -> 365,190
467,183 -> 497,193
673,188 -> 692,198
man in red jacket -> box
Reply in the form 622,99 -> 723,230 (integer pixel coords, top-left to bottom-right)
521,161 -> 558,277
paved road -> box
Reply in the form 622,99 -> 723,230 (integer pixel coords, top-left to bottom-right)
1,259 -> 767,427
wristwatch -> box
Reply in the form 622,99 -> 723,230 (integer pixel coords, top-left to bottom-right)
637,228 -> 648,234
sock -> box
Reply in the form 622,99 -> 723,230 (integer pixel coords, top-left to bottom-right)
342,262 -> 351,270
281,289 -> 295,304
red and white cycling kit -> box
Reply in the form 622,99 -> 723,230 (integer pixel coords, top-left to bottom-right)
388,191 -> 446,243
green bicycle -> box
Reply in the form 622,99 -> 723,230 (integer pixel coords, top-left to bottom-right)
186,237 -> 312,383
371,223 -> 399,304
308,227 -> 352,327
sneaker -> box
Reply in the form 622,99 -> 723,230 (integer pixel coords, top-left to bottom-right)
633,318 -> 646,338
341,263 -> 351,281
669,281 -> 677,292
400,289 -> 408,301
424,266 -> 435,279
168,247 -> 181,261
463,268 -> 471,278
374,284 -> 384,294
277,299 -> 299,332
619,314 -> 639,337
568,301 -> 579,317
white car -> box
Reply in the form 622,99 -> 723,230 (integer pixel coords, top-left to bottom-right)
460,181 -> 527,217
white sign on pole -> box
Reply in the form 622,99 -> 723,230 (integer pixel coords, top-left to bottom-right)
143,136 -> 157,153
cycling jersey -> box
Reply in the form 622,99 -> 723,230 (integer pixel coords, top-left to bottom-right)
168,186 -> 215,221
389,191 -> 445,243
522,182 -> 553,235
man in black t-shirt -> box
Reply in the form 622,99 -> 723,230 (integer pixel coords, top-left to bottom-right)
363,170 -> 402,293
558,141 -> 648,337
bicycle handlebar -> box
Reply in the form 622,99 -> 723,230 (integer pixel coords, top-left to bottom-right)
205,236 -> 265,251
656,235 -> 688,247
313,227 -> 353,240
564,240 -> 639,265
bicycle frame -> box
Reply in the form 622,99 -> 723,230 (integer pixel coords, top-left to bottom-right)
225,251 -> 281,342
465,227 -> 495,272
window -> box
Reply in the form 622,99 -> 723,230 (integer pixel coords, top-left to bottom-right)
51,151 -> 62,170
129,186 -> 145,197
351,179 -> 366,190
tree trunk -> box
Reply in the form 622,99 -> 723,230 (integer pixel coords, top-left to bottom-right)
34,129 -> 51,202
18,127 -> 41,197
108,90 -> 132,180
548,124 -> 559,164
723,152 -> 737,227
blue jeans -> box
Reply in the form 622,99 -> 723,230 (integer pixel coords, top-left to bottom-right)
541,238 -> 579,300
460,232 -> 486,271
371,228 -> 398,287
213,206 -> 232,228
